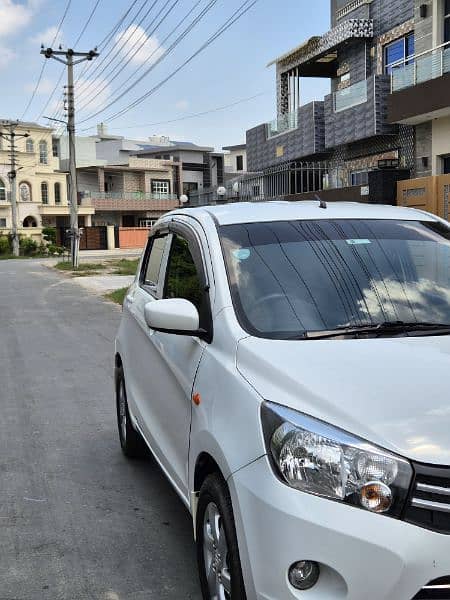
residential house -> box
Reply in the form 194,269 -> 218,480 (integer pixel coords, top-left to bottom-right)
0,121 -> 91,242
245,0 -> 418,202
222,143 -> 247,178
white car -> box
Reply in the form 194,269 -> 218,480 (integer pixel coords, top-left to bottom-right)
115,201 -> 450,600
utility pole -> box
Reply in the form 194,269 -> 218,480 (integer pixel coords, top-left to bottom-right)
41,47 -> 98,267
0,121 -> 29,257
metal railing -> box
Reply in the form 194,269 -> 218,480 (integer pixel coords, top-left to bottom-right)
188,161 -> 347,206
85,191 -> 179,201
334,79 -> 368,112
266,110 -> 298,138
391,42 -> 450,92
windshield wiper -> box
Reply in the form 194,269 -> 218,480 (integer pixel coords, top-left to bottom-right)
303,321 -> 450,340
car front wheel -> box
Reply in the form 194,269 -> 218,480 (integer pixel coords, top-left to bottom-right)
196,474 -> 247,600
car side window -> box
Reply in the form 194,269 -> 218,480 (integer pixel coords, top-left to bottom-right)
163,234 -> 204,317
141,235 -> 168,290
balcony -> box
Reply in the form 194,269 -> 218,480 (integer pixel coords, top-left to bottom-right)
39,198 -> 95,216
388,43 -> 450,125
334,79 -> 368,112
266,111 -> 298,138
269,19 -> 373,78
247,101 -> 325,172
325,75 -> 396,148
86,191 -> 180,212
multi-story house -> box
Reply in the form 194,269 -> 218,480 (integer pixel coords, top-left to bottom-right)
0,121 -> 92,241
223,143 -> 247,178
387,0 -> 450,177
246,0 -> 418,202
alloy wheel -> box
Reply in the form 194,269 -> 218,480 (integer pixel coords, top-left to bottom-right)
118,380 -> 127,443
203,502 -> 231,600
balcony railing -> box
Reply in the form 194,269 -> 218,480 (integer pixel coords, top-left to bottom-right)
334,79 -> 368,112
85,191 -> 178,201
391,42 -> 450,92
266,110 -> 298,138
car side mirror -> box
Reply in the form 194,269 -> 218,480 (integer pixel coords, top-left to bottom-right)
144,298 -> 203,337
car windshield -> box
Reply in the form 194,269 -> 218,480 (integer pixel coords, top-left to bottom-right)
219,218 -> 450,339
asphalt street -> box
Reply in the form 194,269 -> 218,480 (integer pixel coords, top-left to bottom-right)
0,260 -> 201,600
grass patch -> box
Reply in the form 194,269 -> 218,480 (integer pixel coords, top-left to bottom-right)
105,287 -> 128,305
110,258 -> 139,275
55,261 -> 107,273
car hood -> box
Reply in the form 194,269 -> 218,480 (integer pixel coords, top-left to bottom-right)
236,335 -> 450,465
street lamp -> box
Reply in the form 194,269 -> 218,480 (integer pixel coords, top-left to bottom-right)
217,186 -> 227,203
179,194 -> 188,206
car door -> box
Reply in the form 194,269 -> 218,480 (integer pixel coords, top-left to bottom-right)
121,229 -> 170,442
128,221 -> 213,500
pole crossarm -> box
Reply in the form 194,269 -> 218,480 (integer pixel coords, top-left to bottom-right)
40,47 -> 99,267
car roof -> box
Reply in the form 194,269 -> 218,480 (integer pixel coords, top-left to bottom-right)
168,201 -> 439,227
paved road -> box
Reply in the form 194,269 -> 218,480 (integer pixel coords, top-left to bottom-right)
0,260 -> 201,600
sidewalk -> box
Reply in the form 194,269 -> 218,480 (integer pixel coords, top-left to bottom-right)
71,274 -> 135,293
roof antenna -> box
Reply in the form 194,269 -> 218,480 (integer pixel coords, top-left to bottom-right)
315,194 -> 327,209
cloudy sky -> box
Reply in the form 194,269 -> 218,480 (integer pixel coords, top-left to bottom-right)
0,0 -> 330,149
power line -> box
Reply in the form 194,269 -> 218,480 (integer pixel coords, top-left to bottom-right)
80,0 -> 259,126
38,0 -> 143,122
82,90 -> 269,132
77,0 -> 229,124
77,0 -> 205,115
21,0 -> 72,120
76,0 -> 166,107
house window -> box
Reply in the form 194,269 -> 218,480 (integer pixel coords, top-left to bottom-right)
0,178 -> 6,201
19,182 -> 31,202
183,182 -> 198,197
442,156 -> 450,174
54,182 -> 61,204
151,179 -> 170,196
26,138 -> 34,153
41,182 -> 48,204
0,218 -> 6,228
384,33 -> 415,74
39,140 -> 48,164
236,155 -> 244,171
350,170 -> 369,186
52,139 -> 59,157
138,218 -> 155,228
445,0 -> 450,42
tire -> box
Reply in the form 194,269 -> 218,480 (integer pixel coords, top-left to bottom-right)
196,473 -> 247,600
115,366 -> 147,459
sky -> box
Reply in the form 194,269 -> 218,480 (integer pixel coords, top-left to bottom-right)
0,0 -> 331,150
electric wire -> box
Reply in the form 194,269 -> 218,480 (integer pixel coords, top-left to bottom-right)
84,0 -> 259,125
76,0 -> 172,109
76,0 -> 204,115
38,0 -> 145,122
82,90 -> 268,132
21,0 -> 72,120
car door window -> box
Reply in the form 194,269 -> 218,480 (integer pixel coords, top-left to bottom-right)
141,234 -> 168,292
163,234 -> 206,322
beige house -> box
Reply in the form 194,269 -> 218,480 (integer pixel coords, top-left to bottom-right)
0,121 -> 93,243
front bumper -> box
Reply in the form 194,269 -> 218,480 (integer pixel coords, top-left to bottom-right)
229,455 -> 450,600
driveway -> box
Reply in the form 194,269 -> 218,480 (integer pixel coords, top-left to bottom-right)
0,259 -> 201,600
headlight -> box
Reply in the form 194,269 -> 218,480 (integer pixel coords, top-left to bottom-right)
261,402 -> 413,517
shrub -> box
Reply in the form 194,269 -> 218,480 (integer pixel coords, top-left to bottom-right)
20,237 -> 38,256
42,227 -> 57,245
0,236 -> 11,255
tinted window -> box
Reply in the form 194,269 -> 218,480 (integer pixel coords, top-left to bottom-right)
164,235 -> 203,312
143,236 -> 167,286
220,219 -> 450,339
